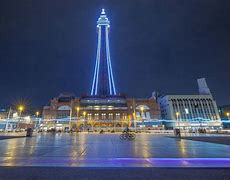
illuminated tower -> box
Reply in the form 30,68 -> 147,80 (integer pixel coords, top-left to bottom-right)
90,9 -> 117,96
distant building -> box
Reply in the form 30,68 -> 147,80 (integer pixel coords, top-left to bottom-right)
158,78 -> 222,129
219,105 -> 230,119
0,108 -> 34,131
219,105 -> 230,128
0,108 -> 18,120
0,109 -> 8,120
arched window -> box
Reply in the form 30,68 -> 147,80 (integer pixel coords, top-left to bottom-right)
136,105 -> 150,110
57,105 -> 71,111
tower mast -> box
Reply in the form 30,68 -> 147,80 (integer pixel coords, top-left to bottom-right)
91,9 -> 117,96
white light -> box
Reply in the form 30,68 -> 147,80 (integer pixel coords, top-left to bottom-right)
185,108 -> 189,114
13,112 -> 18,118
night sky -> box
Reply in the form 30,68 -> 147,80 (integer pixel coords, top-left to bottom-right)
0,0 -> 230,110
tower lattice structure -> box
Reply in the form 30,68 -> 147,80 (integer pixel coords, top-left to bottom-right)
90,9 -> 117,96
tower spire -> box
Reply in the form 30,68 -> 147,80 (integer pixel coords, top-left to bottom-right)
90,10 -> 117,96
101,8 -> 105,14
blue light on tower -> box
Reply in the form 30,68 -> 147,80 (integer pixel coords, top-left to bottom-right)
91,9 -> 117,96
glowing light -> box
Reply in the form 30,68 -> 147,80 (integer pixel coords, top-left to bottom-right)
76,107 -> 80,111
185,108 -> 189,114
90,9 -> 117,96
140,106 -> 144,112
18,105 -> 24,112
95,26 -> 101,95
105,25 -> 116,95
105,26 -> 112,94
36,111 -> 40,116
102,8 -> 105,14
91,26 -> 101,95
83,111 -> 86,116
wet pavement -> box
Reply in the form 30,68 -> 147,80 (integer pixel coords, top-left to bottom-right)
0,133 -> 229,167
176,136 -> 230,145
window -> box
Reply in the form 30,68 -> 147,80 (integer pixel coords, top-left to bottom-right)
102,113 -> 106,120
109,113 -> 113,119
94,113 -> 99,120
87,113 -> 92,120
115,113 -> 120,119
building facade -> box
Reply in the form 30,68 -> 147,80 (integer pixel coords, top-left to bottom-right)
0,109 -> 8,120
158,79 -> 222,129
42,93 -> 160,131
219,105 -> 230,120
219,105 -> 230,128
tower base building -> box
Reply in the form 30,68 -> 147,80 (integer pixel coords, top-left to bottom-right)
42,93 -> 160,131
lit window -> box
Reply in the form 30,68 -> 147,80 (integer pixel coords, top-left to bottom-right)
115,113 -> 120,119
102,113 -> 106,120
94,113 -> 99,120
109,113 -> 113,119
87,113 -> 92,120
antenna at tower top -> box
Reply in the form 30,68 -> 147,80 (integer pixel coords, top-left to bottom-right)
101,8 -> 105,14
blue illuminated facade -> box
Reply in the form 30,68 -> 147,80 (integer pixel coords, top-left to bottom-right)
91,9 -> 116,96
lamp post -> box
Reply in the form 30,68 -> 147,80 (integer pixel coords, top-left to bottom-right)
83,111 -> 86,119
36,111 -> 40,117
18,106 -> 24,117
76,107 -> 80,118
184,108 -> 189,129
175,112 -> 181,137
83,111 -> 86,132
75,106 -> 80,131
35,111 -> 40,129
133,112 -> 137,132
17,105 -> 24,130
176,112 -> 180,129
132,102 -> 138,132
227,112 -> 230,120
140,106 -> 144,120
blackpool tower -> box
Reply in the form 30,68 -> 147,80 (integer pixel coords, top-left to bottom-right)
90,9 -> 117,96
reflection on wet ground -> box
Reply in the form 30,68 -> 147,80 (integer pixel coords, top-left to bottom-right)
0,134 -> 229,167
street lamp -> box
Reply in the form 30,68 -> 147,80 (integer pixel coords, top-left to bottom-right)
133,112 -> 137,132
83,111 -> 86,132
36,111 -> 40,117
176,112 -> 180,129
17,105 -> 24,130
35,111 -> 40,129
140,106 -> 144,120
227,112 -> 230,120
18,105 -> 24,117
76,107 -> 80,118
83,111 -> 86,119
175,112 -> 182,137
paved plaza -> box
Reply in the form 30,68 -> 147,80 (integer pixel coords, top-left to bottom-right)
0,133 -> 229,168
0,133 -> 229,179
